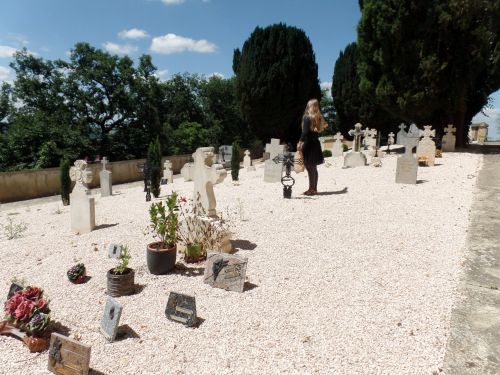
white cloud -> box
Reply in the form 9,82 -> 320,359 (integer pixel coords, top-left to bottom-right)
0,66 -> 14,83
0,45 -> 18,58
103,42 -> 138,55
155,69 -> 169,80
150,33 -> 217,54
118,28 -> 150,40
162,0 -> 185,4
208,72 -> 224,79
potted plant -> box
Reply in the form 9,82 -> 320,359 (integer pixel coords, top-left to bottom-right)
107,245 -> 134,297
178,194 -> 206,263
1,286 -> 51,352
146,192 -> 179,274
67,263 -> 86,284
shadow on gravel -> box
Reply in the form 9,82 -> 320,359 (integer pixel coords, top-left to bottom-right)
94,223 -> 119,230
231,239 -> 257,251
89,369 -> 106,375
134,283 -> 146,295
244,282 -> 258,292
48,320 -> 71,337
174,263 -> 205,277
115,324 -> 140,341
316,187 -> 348,196
416,180 -> 428,184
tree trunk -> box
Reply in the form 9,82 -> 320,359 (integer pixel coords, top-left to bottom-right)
453,100 -> 468,148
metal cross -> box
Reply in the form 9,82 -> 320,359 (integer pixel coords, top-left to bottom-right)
273,152 -> 303,198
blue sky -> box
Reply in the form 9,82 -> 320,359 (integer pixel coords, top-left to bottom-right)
0,0 -> 498,138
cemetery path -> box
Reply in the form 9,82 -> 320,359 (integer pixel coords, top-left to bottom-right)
444,146 -> 500,375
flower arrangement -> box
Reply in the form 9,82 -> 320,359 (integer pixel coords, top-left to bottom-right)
148,192 -> 179,249
3,286 -> 50,336
67,263 -> 86,283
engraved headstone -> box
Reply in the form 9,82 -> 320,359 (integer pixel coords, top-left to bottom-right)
69,160 -> 95,233
48,333 -> 91,375
243,150 -> 252,169
264,138 -> 285,182
181,162 -> 193,182
344,123 -> 367,168
396,123 -> 407,145
99,297 -> 123,342
183,147 -> 227,217
161,160 -> 173,185
416,125 -> 436,166
203,252 -> 248,293
99,157 -> 112,197
332,132 -> 344,157
165,292 -> 197,327
107,243 -> 122,259
7,283 -> 23,299
396,124 -> 420,184
442,124 -> 456,152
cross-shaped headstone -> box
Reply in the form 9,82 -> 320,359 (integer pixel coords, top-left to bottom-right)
243,150 -> 251,169
444,124 -> 456,136
334,132 -> 343,142
69,160 -> 93,195
421,125 -> 435,139
101,157 -> 108,171
388,132 -> 395,145
396,123 -> 407,145
348,123 -> 366,152
265,138 -> 283,159
402,124 -> 421,157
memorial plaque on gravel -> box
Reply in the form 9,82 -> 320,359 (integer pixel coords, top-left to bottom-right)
165,292 -> 197,327
7,283 -> 23,299
108,243 -> 122,259
203,252 -> 248,293
99,296 -> 123,342
48,332 -> 91,375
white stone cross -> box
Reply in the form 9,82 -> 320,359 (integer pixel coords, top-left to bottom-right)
243,150 -> 251,169
163,160 -> 173,184
396,123 -> 407,145
388,132 -> 395,145
70,160 -> 93,194
101,157 -> 108,171
265,138 -> 283,159
401,131 -> 420,157
367,128 -> 377,138
421,125 -> 436,139
444,124 -> 456,136
348,123 -> 366,152
334,132 -> 343,142
187,147 -> 227,217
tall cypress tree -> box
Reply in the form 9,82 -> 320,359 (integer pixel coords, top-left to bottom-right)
233,23 -> 321,143
148,137 -> 162,198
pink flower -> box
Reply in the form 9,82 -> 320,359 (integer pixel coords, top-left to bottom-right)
22,287 -> 42,301
180,196 -> 187,204
4,293 -> 24,316
14,300 -> 35,322
35,299 -> 48,311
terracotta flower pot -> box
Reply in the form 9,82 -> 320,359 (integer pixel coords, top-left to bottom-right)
146,242 -> 176,275
106,268 -> 135,297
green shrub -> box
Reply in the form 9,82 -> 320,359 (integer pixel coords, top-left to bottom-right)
249,139 -> 264,159
342,143 -> 349,152
148,137 -> 162,198
60,158 -> 71,206
231,141 -> 240,181
323,149 -> 332,157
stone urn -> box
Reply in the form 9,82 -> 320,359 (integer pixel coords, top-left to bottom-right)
146,242 -> 176,275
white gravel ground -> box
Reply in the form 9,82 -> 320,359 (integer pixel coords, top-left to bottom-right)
0,152 -> 481,375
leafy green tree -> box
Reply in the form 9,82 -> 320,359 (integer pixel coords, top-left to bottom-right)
320,88 -> 336,135
170,122 -> 216,155
332,42 -> 399,136
233,23 -> 321,143
357,0 -> 500,146
147,137 -> 162,198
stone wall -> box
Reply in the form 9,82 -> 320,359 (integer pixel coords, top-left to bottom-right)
0,155 -> 192,203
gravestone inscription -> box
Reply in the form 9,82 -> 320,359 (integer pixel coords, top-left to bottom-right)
48,333 -> 91,375
203,252 -> 248,293
165,292 -> 198,327
99,297 -> 123,342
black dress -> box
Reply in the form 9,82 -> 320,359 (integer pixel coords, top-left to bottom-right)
299,116 -> 324,166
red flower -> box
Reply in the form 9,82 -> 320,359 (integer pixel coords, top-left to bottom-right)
35,299 -> 48,311
180,196 -> 188,204
4,293 -> 24,316
22,287 -> 42,301
14,300 -> 35,322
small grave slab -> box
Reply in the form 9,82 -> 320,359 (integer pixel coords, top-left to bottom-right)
107,243 -> 122,259
7,283 -> 23,299
48,332 -> 91,375
204,252 -> 248,293
165,292 -> 197,327
99,296 -> 123,342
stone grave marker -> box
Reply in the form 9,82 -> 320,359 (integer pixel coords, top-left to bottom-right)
264,138 -> 285,182
7,283 -> 23,299
165,292 -> 197,327
161,160 -> 173,185
332,132 -> 344,157
48,333 -> 91,375
107,243 -> 122,259
416,125 -> 436,166
396,124 -> 420,184
442,124 -> 456,152
99,297 -> 123,342
204,252 -> 248,293
396,123 -> 407,145
243,150 -> 252,169
69,160 -> 95,233
218,145 -> 232,167
183,147 -> 227,217
99,157 -> 112,197
365,128 -> 377,149
181,162 -> 193,182
344,123 -> 367,168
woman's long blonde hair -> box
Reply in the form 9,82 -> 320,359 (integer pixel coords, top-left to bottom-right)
304,99 -> 328,132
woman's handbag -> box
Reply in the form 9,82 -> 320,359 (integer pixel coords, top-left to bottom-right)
294,150 -> 305,173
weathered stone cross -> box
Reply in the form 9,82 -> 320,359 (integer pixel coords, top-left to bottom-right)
70,160 -> 93,194
348,123 -> 366,152
444,124 -> 456,136
421,125 -> 435,139
388,132 -> 395,145
334,132 -> 343,142
101,157 -> 108,171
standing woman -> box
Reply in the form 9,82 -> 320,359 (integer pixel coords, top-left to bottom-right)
297,99 -> 328,195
